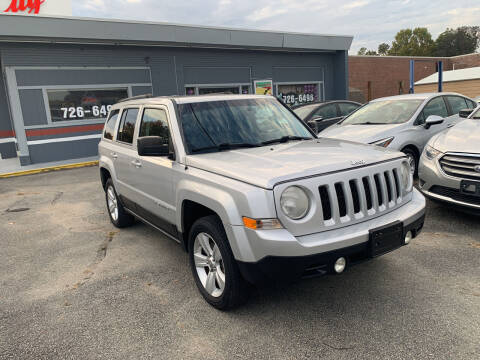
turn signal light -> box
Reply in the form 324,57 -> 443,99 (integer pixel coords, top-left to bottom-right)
242,217 -> 283,230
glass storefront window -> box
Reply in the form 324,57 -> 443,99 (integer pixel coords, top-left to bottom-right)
185,87 -> 196,96
277,83 -> 321,106
48,88 -> 128,122
198,87 -> 240,95
241,85 -> 251,94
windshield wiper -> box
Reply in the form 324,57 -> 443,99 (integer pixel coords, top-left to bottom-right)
191,142 -> 261,153
261,136 -> 312,145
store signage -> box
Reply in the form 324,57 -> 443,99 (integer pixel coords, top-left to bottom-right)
1,0 -> 71,16
4,0 -> 45,14
254,80 -> 273,96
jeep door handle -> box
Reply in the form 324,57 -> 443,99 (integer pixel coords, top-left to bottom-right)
111,152 -> 118,159
131,159 -> 142,168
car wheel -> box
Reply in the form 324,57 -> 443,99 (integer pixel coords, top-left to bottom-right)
402,148 -> 418,176
105,178 -> 134,228
188,215 -> 250,310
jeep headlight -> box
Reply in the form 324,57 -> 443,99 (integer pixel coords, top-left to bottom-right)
423,145 -> 442,160
400,161 -> 413,193
280,186 -> 310,220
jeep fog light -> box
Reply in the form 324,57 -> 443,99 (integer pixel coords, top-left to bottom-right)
334,257 -> 346,273
280,186 -> 310,220
405,231 -> 413,245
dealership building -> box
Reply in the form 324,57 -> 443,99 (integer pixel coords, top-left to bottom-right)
0,14 -> 352,167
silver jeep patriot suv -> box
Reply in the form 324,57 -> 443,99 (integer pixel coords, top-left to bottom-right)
99,94 -> 426,309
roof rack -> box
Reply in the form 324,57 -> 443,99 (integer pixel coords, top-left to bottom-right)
118,93 -> 153,103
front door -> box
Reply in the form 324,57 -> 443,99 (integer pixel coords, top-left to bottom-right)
128,107 -> 177,236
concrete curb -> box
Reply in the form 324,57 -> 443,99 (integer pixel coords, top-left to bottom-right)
0,161 -> 99,178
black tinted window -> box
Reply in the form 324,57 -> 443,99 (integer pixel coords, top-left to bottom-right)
423,97 -> 448,119
104,110 -> 119,140
139,109 -> 169,144
117,108 -> 139,144
314,103 -> 337,119
338,102 -> 360,116
446,96 -> 467,115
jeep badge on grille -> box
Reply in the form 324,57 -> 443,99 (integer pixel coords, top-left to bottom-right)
351,160 -> 366,166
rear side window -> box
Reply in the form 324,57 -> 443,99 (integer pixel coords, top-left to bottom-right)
139,108 -> 170,143
117,108 -> 139,144
446,96 -> 468,115
313,103 -> 337,119
103,110 -> 119,140
338,102 -> 360,116
422,97 -> 448,119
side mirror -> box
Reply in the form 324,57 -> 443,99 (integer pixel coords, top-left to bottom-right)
137,136 -> 169,156
459,109 -> 474,118
424,115 -> 444,129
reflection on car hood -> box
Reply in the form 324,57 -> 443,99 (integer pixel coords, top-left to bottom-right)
432,120 -> 480,153
185,138 -> 404,189
319,123 -> 404,144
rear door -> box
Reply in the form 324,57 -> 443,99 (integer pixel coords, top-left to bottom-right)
113,107 -> 141,209
128,107 -> 177,236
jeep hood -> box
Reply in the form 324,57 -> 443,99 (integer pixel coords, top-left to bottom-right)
185,138 -> 404,189
320,123 -> 404,144
431,119 -> 480,153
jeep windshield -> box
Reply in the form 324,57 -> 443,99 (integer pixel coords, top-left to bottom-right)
340,99 -> 423,125
178,98 -> 314,154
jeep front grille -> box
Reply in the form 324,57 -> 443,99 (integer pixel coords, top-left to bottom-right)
318,169 -> 402,222
440,153 -> 480,180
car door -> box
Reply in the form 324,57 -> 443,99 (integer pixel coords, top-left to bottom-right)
311,103 -> 341,132
128,106 -> 177,236
113,107 -> 141,209
413,96 -> 450,150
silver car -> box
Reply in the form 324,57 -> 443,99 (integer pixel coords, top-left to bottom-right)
98,94 -> 425,309
418,106 -> 480,212
320,93 -> 477,173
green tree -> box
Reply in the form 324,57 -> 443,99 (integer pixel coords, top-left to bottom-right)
435,27 -> 478,56
378,43 -> 390,55
388,28 -> 436,56
357,47 -> 367,55
365,50 -> 378,55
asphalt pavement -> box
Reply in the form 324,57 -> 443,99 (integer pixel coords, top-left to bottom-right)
0,167 -> 479,359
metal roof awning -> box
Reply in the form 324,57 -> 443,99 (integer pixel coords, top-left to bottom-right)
0,14 -> 353,52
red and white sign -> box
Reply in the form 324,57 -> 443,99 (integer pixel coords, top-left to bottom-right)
2,0 -> 71,16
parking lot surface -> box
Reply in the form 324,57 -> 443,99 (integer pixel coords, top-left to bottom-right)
0,167 -> 479,360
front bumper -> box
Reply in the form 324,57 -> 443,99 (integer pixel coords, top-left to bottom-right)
419,154 -> 480,211
231,189 -> 425,285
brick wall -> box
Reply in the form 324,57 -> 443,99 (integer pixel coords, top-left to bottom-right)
349,55 -> 451,102
450,53 -> 480,70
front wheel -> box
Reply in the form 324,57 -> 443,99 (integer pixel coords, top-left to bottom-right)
402,148 -> 418,176
188,216 -> 249,310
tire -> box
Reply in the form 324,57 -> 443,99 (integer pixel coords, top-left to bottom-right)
188,215 -> 249,310
105,178 -> 134,228
402,148 -> 418,176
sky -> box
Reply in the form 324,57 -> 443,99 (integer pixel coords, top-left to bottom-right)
72,0 -> 480,53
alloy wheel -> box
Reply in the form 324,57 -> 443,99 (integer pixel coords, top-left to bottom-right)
107,185 -> 119,221
193,232 -> 225,298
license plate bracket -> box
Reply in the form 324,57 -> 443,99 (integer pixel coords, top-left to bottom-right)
460,180 -> 480,197
369,221 -> 404,258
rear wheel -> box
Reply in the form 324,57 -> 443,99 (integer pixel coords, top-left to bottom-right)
105,178 -> 134,228
188,215 -> 249,310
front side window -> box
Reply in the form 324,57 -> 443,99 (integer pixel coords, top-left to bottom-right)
103,110 -> 120,140
47,88 -> 128,122
313,103 -> 338,119
293,104 -> 317,120
466,98 -> 477,109
338,102 -> 360,116
178,98 -> 313,153
446,96 -> 468,115
117,108 -> 139,144
423,97 -> 449,119
341,99 -> 423,125
139,108 -> 169,144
